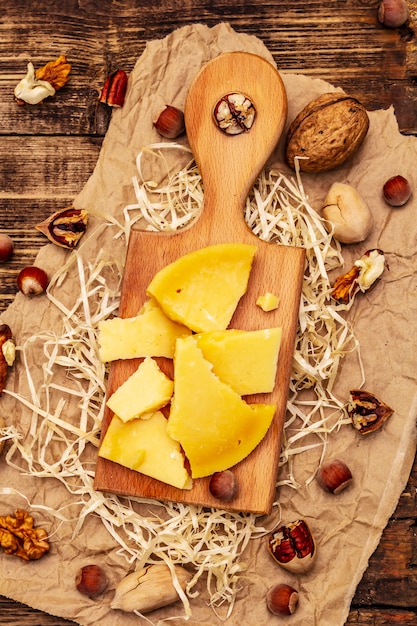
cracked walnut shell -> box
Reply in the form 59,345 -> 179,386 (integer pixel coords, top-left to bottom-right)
348,389 -> 394,435
285,92 -> 369,172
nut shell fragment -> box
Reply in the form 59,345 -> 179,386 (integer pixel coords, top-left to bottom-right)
111,563 -> 192,613
285,92 -> 369,172
36,207 -> 88,249
348,389 -> 394,434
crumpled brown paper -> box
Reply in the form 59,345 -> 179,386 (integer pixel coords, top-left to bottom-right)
0,21 -> 416,626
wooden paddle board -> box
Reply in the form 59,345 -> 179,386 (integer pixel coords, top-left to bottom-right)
94,52 -> 306,514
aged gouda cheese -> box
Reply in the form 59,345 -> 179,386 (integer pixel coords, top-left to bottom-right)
98,300 -> 192,362
106,357 -> 174,422
194,328 -> 282,395
98,411 -> 192,490
146,243 -> 257,333
167,336 -> 276,478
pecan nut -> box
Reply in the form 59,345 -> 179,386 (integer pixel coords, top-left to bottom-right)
36,207 -> 88,249
268,519 -> 316,574
348,389 -> 394,435
99,69 -> 128,107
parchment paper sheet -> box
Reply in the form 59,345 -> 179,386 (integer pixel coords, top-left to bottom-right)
1,22 -> 416,626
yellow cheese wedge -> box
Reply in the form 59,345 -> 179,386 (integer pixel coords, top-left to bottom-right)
146,243 -> 257,333
167,336 -> 276,478
98,300 -> 192,362
106,357 -> 174,422
98,411 -> 192,490
194,328 -> 282,395
256,292 -> 280,312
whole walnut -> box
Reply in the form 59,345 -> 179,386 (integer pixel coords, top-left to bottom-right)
285,93 -> 369,173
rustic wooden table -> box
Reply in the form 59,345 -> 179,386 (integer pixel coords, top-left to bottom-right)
1,1 -> 417,624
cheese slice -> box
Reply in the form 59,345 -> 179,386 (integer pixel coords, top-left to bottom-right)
98,299 -> 192,362
167,336 -> 276,478
98,411 -> 192,490
146,243 -> 257,333
106,357 -> 174,422
195,328 -> 282,395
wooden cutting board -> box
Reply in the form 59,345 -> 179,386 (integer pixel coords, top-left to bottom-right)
94,52 -> 306,515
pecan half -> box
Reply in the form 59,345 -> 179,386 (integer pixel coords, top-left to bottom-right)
36,207 -> 88,249
99,69 -> 128,107
268,519 -> 316,574
348,389 -> 394,435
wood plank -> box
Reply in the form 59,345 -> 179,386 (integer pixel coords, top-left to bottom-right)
0,137 -> 101,312
1,0 -> 416,133
1,0 -> 417,623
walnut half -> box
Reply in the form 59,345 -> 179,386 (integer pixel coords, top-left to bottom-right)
0,509 -> 50,561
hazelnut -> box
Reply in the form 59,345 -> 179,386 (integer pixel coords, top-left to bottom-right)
317,459 -> 353,494
17,266 -> 49,297
0,234 -> 14,262
75,564 -> 108,598
382,175 -> 412,207
266,583 -> 299,616
209,470 -> 237,502
153,105 -> 185,139
378,0 -> 409,28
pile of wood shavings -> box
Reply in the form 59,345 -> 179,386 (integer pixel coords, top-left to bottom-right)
0,143 -> 359,620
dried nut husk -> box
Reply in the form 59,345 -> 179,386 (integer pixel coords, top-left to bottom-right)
268,519 -> 316,574
285,92 -> 369,172
0,416 -> 6,455
322,182 -> 373,244
111,563 -> 192,613
348,389 -> 394,434
36,207 -> 88,249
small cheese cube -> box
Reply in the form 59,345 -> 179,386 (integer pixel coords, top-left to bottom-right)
256,292 -> 280,312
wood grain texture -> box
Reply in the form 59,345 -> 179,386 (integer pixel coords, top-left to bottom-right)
1,0 -> 417,623
95,52 -> 305,514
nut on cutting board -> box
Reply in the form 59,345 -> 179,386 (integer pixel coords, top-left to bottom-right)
94,52 -> 306,515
